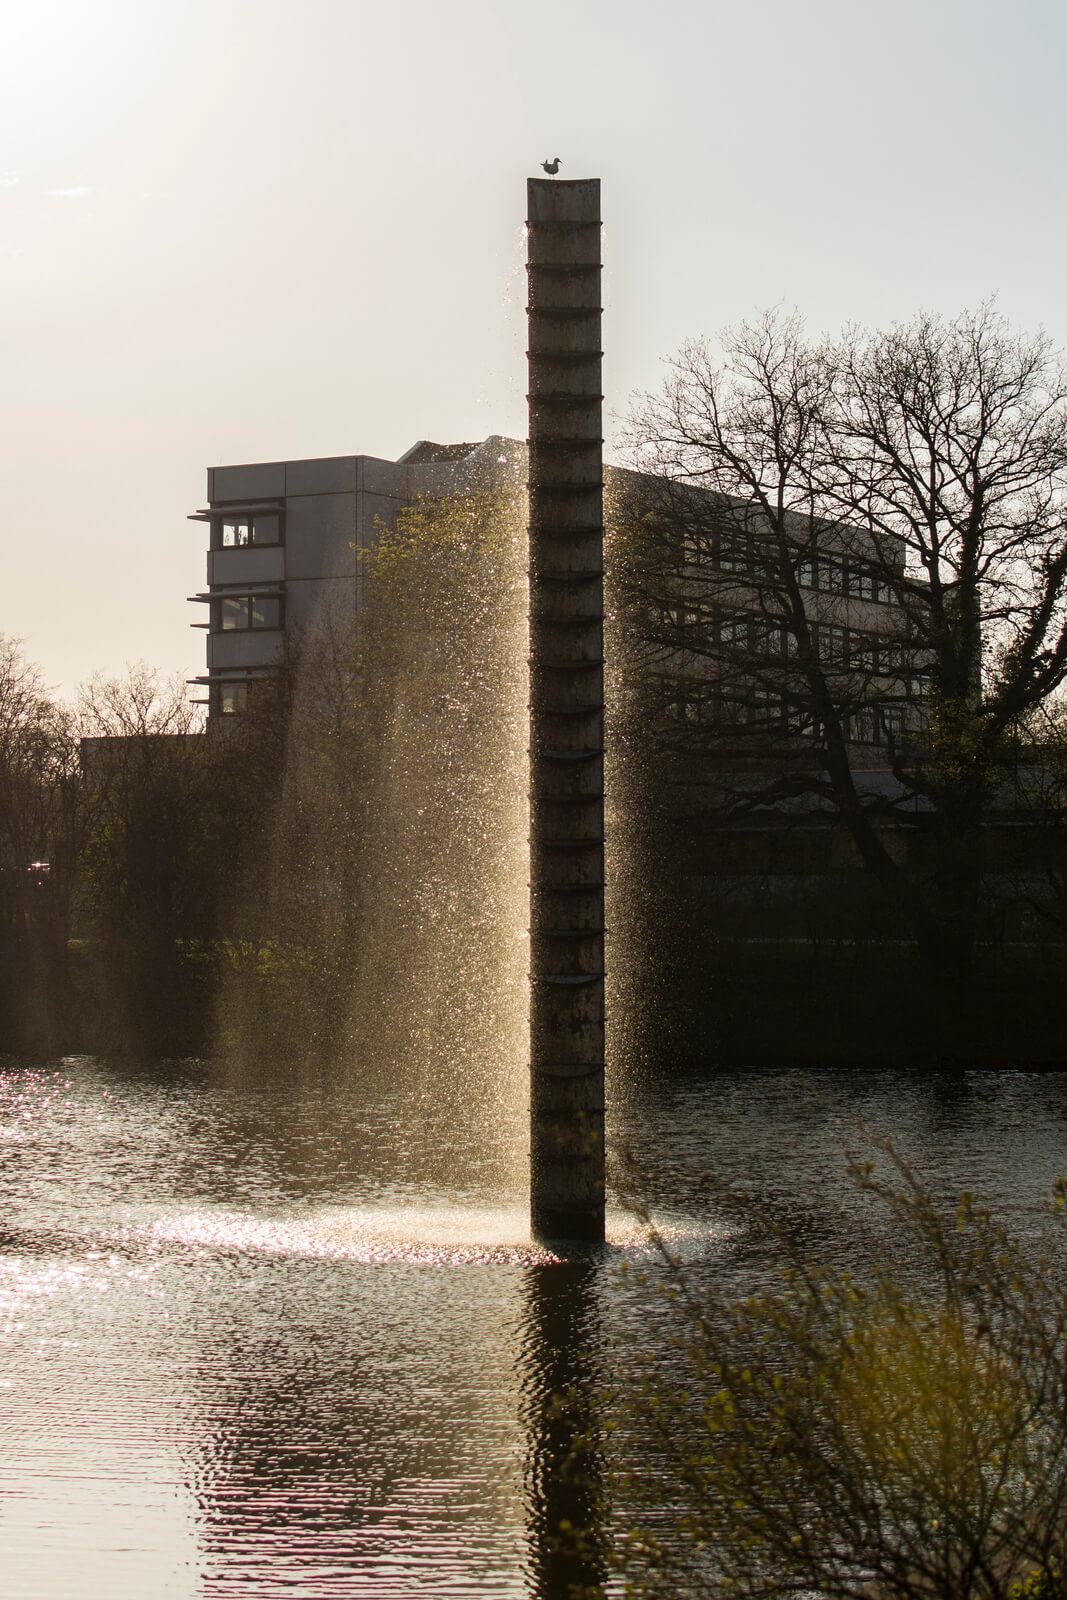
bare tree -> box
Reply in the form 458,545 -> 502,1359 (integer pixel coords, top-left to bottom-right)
620,306 -> 1067,981
76,667 -> 217,1054
0,636 -> 79,1048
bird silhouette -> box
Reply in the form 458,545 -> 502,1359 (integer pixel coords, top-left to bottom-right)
541,157 -> 561,175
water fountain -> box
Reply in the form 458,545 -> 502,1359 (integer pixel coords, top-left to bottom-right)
526,176 -> 606,1243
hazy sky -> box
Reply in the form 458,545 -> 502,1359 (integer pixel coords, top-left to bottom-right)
4,0 -> 1067,696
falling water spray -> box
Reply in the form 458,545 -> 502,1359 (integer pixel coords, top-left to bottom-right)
527,176 -> 606,1242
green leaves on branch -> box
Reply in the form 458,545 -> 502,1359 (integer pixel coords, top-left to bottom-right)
607,1139 -> 1067,1600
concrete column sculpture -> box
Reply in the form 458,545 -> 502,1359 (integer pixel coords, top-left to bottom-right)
527,176 -> 605,1243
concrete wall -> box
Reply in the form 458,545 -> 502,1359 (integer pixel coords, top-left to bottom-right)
207,631 -> 285,670
209,547 -> 285,586
208,462 -> 286,502
284,494 -> 358,581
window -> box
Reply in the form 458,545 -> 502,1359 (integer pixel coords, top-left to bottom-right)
718,617 -> 748,651
215,594 -> 282,631
797,556 -> 849,593
753,622 -> 793,659
218,683 -> 248,716
680,523 -> 704,563
882,640 -> 913,672
717,529 -> 748,573
849,707 -> 878,744
668,694 -> 701,724
217,513 -> 281,549
720,693 -> 748,728
852,635 -> 879,672
881,707 -> 907,745
819,624 -> 849,665
797,557 -> 818,590
849,566 -> 879,601
749,687 -> 781,728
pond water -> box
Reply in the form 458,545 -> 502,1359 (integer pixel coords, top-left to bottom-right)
1,1058 -> 1065,1598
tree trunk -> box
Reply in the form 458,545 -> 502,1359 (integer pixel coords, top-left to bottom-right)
926,812 -> 984,986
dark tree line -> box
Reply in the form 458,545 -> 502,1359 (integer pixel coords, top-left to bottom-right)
0,645 -> 289,1055
0,639 -> 81,1050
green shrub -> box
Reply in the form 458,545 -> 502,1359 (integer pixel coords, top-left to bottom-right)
607,1141 -> 1067,1600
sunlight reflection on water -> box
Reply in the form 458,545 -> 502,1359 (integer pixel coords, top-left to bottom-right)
147,1202 -> 725,1266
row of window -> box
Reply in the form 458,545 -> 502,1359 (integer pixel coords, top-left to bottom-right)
668,692 -> 923,746
213,594 -> 283,632
795,556 -> 890,601
212,513 -> 282,550
694,531 -> 898,602
847,706 -> 916,745
670,611 -> 922,675
812,624 -> 918,672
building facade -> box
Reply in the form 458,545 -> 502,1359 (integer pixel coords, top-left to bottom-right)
188,437 -> 520,718
189,437 -> 923,762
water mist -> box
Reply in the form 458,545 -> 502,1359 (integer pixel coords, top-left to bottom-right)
220,460 -> 531,1202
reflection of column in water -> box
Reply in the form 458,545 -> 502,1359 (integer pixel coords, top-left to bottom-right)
520,1259 -> 608,1598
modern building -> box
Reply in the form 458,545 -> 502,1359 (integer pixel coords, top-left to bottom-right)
188,436 -> 923,760
188,437 -> 523,718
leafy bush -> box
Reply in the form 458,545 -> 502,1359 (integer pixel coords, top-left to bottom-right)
608,1141 -> 1067,1600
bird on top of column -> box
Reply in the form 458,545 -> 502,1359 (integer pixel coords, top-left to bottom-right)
541,157 -> 561,175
